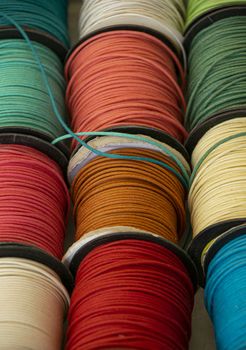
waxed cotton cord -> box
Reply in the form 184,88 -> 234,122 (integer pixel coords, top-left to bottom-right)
0,257 -> 69,350
189,118 -> 246,237
205,234 -> 246,350
0,0 -> 69,47
186,17 -> 246,131
186,0 -> 246,29
66,240 -> 194,350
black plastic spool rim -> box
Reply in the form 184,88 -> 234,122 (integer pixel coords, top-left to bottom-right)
188,219 -> 246,287
0,26 -> 68,62
185,109 -> 246,155
203,224 -> 246,278
0,242 -> 73,294
65,24 -> 186,84
0,132 -> 69,179
67,231 -> 198,290
184,5 -> 246,53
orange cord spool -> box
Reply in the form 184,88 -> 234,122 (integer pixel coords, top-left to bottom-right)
71,148 -> 186,244
65,30 -> 187,149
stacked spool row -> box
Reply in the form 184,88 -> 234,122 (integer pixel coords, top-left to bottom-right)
185,1 -> 246,349
62,1 -> 198,349
0,2 -> 72,349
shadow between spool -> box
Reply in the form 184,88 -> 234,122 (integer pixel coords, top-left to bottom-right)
184,6 -> 246,53
203,225 -> 246,278
65,25 -> 185,80
71,125 -> 190,163
68,231 -> 198,290
0,26 -> 68,62
185,109 -> 246,155
0,132 -> 68,179
0,242 -> 73,294
188,219 -> 246,287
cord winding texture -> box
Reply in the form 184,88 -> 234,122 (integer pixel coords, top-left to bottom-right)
205,234 -> 246,350
66,30 -> 187,149
0,39 -> 66,139
186,17 -> 246,131
186,0 -> 246,29
0,0 -> 69,47
66,240 -> 194,350
71,148 -> 186,244
189,118 -> 246,237
0,257 -> 69,350
0,145 -> 70,259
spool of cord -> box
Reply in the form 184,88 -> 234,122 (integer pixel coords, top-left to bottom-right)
0,257 -> 69,350
66,239 -> 195,350
65,30 -> 187,148
79,0 -> 186,53
189,118 -> 246,237
205,234 -> 246,350
0,0 -> 69,47
71,147 -> 187,244
0,145 -> 69,259
186,0 -> 246,29
0,39 -> 66,140
185,17 -> 246,131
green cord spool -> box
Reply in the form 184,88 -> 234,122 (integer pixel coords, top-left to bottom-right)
0,39 -> 66,140
185,16 -> 246,131
185,0 -> 246,29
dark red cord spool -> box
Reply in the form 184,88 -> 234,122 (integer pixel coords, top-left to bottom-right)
66,240 -> 195,350
0,145 -> 70,259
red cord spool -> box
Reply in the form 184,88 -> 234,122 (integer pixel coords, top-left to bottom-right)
65,30 -> 187,149
66,240 -> 194,350
0,145 -> 70,259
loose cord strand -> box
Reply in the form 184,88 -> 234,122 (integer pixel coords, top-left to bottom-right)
205,235 -> 246,350
72,148 -> 186,244
0,0 -> 69,47
66,240 -> 194,350
0,257 -> 69,350
186,17 -> 246,131
0,145 -> 69,259
189,118 -> 246,237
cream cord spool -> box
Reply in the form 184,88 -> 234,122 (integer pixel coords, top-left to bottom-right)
0,258 -> 69,350
189,118 -> 246,237
79,0 -> 186,53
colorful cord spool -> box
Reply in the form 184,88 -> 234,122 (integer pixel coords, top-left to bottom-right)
189,118 -> 246,238
185,16 -> 246,132
66,239 -> 195,350
0,257 -> 69,350
79,0 -> 186,54
0,145 -> 70,259
65,30 -> 187,148
205,234 -> 246,350
0,39 -> 66,140
0,0 -> 69,48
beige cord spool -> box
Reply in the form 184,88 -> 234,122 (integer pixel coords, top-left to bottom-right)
0,258 -> 69,350
79,0 -> 186,56
189,118 -> 246,237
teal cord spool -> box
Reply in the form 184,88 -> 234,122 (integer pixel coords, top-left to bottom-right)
0,39 -> 66,140
186,16 -> 246,131
205,234 -> 246,350
0,0 -> 69,48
